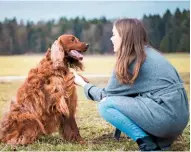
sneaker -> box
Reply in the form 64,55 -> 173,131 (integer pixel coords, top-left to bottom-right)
137,136 -> 161,151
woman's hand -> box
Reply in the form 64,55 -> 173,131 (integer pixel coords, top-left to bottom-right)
73,71 -> 87,87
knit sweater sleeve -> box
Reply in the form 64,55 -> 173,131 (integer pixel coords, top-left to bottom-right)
84,83 -> 107,101
83,70 -> 132,102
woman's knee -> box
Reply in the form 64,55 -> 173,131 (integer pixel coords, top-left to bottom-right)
98,97 -> 112,118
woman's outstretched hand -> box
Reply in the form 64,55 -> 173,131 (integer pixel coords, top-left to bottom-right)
73,71 -> 88,87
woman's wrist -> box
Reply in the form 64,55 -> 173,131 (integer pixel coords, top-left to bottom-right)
81,81 -> 88,87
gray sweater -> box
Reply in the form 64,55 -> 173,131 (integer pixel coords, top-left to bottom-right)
84,46 -> 189,146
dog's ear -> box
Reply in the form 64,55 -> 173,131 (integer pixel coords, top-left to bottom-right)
51,40 -> 65,69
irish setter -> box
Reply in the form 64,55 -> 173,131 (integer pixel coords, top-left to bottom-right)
0,34 -> 89,145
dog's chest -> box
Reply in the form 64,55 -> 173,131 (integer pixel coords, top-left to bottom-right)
45,74 -> 75,98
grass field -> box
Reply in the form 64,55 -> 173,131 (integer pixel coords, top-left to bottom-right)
0,54 -> 190,151
0,53 -> 189,76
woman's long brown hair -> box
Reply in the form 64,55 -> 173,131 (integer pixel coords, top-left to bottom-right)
114,18 -> 148,84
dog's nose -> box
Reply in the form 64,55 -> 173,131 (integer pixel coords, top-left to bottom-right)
86,44 -> 89,49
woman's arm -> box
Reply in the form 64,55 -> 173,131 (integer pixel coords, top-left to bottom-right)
73,71 -> 107,102
74,70 -> 135,102
84,83 -> 107,101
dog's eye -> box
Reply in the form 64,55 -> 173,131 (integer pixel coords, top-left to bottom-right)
71,37 -> 75,42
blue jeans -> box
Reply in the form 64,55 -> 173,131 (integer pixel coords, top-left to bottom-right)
98,97 -> 148,141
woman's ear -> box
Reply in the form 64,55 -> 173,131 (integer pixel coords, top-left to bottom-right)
51,40 -> 65,69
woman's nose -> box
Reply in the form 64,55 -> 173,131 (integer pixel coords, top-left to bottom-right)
86,44 -> 89,49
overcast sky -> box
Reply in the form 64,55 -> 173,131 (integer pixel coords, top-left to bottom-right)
0,1 -> 189,23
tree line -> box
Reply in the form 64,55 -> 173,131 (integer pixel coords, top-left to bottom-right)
0,8 -> 189,55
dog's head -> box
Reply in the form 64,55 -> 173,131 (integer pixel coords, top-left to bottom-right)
50,34 -> 89,71
58,34 -> 89,60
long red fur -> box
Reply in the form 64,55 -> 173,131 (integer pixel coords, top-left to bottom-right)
0,35 -> 88,145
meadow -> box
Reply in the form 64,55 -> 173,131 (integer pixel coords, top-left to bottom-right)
0,53 -> 190,151
0,53 -> 189,76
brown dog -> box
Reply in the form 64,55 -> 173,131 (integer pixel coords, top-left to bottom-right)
0,34 -> 89,145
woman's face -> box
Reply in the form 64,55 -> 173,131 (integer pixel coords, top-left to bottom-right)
110,25 -> 122,52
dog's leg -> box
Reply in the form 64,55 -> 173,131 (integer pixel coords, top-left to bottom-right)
4,123 -> 40,145
69,116 -> 85,144
0,114 -> 42,145
60,116 -> 85,144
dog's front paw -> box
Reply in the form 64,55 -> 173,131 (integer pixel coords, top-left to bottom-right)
62,129 -> 85,144
77,137 -> 86,145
